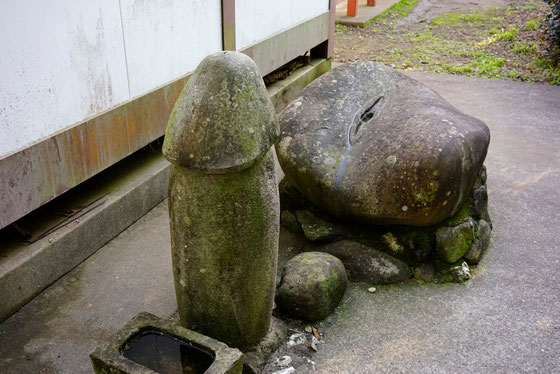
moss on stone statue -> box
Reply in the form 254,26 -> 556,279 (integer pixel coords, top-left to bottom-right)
164,51 -> 280,351
168,153 -> 279,350
440,194 -> 476,227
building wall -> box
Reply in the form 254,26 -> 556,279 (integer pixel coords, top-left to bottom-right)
236,0 -> 328,50
0,0 -> 331,229
0,0 -> 223,159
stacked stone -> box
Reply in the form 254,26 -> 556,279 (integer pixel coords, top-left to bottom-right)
275,62 -> 492,286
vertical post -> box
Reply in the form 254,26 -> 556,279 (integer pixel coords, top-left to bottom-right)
311,0 -> 336,59
347,0 -> 357,17
163,52 -> 279,351
222,0 -> 236,51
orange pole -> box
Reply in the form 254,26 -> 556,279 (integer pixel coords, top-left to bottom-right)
347,0 -> 357,17
367,0 -> 376,6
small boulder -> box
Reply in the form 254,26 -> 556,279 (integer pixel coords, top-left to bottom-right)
450,261 -> 471,282
473,185 -> 491,225
436,219 -> 476,263
295,210 -> 345,242
316,240 -> 410,284
276,252 -> 347,321
463,219 -> 491,264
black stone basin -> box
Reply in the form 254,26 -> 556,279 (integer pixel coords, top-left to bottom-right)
121,331 -> 214,374
90,312 -> 244,374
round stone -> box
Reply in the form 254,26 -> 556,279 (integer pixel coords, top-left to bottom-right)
276,252 -> 347,321
276,62 -> 490,226
436,218 -> 476,263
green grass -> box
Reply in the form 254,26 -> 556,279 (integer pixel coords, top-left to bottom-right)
496,27 -> 518,41
524,18 -> 540,30
442,51 -> 506,77
365,0 -> 420,26
480,27 -> 518,46
512,41 -> 537,54
533,58 -> 560,84
430,11 -> 498,27
335,23 -> 348,33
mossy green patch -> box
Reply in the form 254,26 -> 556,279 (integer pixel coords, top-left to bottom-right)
441,197 -> 475,227
366,0 -> 420,26
430,11 -> 500,28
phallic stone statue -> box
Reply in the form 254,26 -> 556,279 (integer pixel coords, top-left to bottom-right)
163,51 -> 279,351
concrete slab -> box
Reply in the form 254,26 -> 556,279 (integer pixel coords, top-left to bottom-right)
1,72 -> 559,374
337,0 -> 401,27
0,148 -> 170,324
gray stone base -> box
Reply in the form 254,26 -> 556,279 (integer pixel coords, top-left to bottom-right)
279,166 -> 492,285
90,312 -> 243,374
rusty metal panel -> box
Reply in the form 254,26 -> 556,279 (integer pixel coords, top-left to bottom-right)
327,0 -> 336,58
0,76 -> 188,230
240,12 -> 330,76
222,0 -> 236,51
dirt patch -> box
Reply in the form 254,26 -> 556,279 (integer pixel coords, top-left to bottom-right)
334,0 -> 560,84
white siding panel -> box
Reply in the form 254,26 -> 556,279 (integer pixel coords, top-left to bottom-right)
236,0 -> 328,50
120,0 -> 223,98
0,0 -> 129,158
290,0 -> 329,26
235,0 -> 292,50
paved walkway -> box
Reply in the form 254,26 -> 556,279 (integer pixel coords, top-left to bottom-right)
0,72 -> 558,373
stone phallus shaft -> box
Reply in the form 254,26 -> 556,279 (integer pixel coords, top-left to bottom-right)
163,51 -> 279,351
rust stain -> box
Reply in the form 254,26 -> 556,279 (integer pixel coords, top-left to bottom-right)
0,75 -> 189,229
0,23 -> 329,230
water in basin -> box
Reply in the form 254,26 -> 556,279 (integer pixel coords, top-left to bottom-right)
122,331 -> 214,374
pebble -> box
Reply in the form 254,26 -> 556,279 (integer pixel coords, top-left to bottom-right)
451,261 -> 471,281
368,287 -> 376,293
273,356 -> 292,368
287,333 -> 307,348
271,367 -> 295,374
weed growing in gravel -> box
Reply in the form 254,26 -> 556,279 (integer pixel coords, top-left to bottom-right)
525,18 -> 541,30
